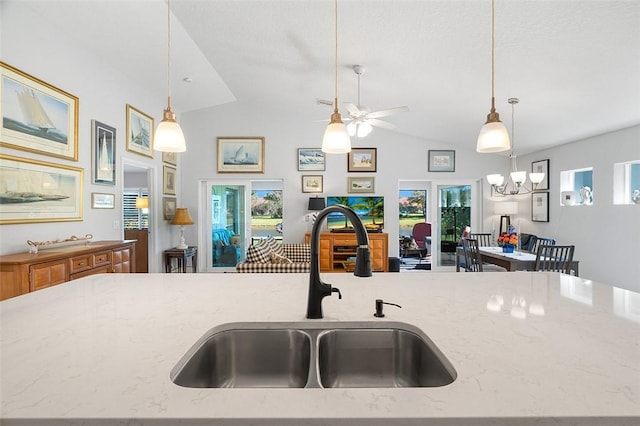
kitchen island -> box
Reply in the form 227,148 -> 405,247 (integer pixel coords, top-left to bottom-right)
1,272 -> 638,425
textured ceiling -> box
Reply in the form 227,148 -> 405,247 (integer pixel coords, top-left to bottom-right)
14,0 -> 640,155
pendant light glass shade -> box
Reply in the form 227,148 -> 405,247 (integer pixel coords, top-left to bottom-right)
322,0 -> 351,154
477,0 -> 510,153
154,0 -> 186,153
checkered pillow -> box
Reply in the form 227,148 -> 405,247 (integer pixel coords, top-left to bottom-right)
246,239 -> 271,263
265,235 -> 284,257
270,252 -> 292,264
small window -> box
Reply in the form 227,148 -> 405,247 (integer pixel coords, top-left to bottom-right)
123,189 -> 149,229
560,167 -> 593,206
398,190 -> 427,237
613,160 -> 640,205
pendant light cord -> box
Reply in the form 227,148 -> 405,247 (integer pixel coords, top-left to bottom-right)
166,0 -> 172,109
333,0 -> 339,113
491,0 -> 495,101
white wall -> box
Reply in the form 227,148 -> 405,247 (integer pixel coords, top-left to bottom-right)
0,3 -> 175,271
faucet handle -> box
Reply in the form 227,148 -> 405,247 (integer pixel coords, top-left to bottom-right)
332,287 -> 342,299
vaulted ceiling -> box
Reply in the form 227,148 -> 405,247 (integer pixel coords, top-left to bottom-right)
14,0 -> 640,155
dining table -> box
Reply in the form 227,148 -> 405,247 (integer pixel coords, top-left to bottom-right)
455,246 -> 579,276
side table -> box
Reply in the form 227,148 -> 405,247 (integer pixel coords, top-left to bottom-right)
164,246 -> 197,273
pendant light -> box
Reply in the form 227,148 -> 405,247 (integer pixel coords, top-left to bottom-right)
476,0 -> 510,153
322,0 -> 351,154
154,0 -> 186,153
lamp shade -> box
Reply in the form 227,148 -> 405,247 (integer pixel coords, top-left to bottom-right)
322,121 -> 351,153
494,201 -> 518,215
155,114 -> 186,152
171,208 -> 194,225
135,197 -> 149,209
477,121 -> 510,153
308,197 -> 326,211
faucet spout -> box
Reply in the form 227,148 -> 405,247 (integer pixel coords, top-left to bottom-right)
306,204 -> 372,319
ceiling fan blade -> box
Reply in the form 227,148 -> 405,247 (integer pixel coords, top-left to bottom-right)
344,103 -> 361,115
366,106 -> 409,119
368,118 -> 396,130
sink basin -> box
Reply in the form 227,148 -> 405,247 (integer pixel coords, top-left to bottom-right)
317,328 -> 456,388
170,321 -> 456,389
171,328 -> 311,388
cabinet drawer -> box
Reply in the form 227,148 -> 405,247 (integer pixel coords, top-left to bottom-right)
70,265 -> 111,280
70,255 -> 92,273
92,251 -> 111,266
333,238 -> 356,246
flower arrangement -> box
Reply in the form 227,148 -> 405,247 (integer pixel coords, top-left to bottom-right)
497,225 -> 518,252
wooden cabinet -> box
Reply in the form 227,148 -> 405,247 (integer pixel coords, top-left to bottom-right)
124,229 -> 148,272
305,232 -> 389,272
0,240 -> 136,300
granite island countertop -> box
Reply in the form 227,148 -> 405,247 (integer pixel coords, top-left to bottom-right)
1,272 -> 639,425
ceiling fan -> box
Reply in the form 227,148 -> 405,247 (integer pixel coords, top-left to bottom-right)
344,65 -> 409,138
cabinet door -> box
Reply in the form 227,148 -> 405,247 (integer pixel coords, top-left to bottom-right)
30,260 -> 67,291
319,237 -> 332,272
369,238 -> 385,271
112,248 -> 131,273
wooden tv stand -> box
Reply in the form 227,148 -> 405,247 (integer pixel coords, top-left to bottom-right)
305,232 -> 388,272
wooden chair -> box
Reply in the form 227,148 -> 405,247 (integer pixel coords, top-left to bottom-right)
530,236 -> 556,254
534,244 -> 575,275
461,238 -> 483,272
470,233 -> 492,247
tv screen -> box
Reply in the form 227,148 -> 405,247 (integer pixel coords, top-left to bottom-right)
326,196 -> 384,231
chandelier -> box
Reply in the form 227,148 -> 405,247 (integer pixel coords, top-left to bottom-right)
486,98 -> 545,196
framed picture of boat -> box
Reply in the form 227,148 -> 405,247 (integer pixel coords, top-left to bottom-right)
0,154 -> 83,224
91,192 -> 115,209
217,137 -> 264,173
298,148 -> 325,171
126,104 -> 154,158
91,120 -> 116,186
0,62 -> 79,161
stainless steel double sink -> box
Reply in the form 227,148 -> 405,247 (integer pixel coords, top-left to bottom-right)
170,321 -> 456,389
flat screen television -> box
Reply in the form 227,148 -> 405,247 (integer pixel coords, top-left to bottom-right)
326,196 -> 384,231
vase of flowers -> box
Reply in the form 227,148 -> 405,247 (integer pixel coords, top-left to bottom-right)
497,225 -> 518,253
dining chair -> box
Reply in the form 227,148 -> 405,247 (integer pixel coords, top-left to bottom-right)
530,236 -> 556,254
470,233 -> 492,247
534,244 -> 575,275
461,238 -> 483,272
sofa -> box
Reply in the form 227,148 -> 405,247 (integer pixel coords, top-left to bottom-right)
212,228 -> 240,267
236,236 -> 310,273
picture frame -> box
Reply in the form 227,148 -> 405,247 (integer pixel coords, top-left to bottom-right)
217,136 -> 265,173
298,148 -> 325,171
348,148 -> 377,172
91,120 -> 116,186
163,197 -> 177,220
348,176 -> 375,193
163,165 -> 176,195
126,104 -> 154,158
0,61 -> 79,161
302,175 -> 323,193
0,154 -> 83,224
428,150 -> 455,172
91,192 -> 115,209
532,192 -> 550,222
531,159 -> 550,190
162,151 -> 177,166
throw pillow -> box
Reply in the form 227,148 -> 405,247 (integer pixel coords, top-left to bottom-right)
270,252 -> 292,264
265,235 -> 284,257
246,239 -> 271,263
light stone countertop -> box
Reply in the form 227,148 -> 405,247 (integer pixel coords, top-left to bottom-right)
1,271 -> 639,425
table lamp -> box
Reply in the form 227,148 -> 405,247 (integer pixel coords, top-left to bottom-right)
494,201 -> 518,234
171,208 -> 194,249
307,197 -> 326,223
135,197 -> 149,209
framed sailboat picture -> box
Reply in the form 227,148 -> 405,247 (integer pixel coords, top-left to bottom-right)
126,104 -> 154,158
217,137 -> 264,173
91,120 -> 116,185
0,62 -> 79,161
0,154 -> 83,224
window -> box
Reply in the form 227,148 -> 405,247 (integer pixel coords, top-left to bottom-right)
560,167 -> 593,206
123,189 -> 149,229
613,160 -> 640,205
398,189 -> 427,237
439,185 -> 471,242
251,185 -> 283,244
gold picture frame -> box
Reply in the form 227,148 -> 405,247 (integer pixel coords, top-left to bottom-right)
126,104 -> 154,158
163,197 -> 176,220
163,165 -> 176,195
302,175 -> 323,193
91,192 -> 115,209
0,154 -> 83,224
162,151 -> 177,165
0,62 -> 79,161
348,176 -> 375,193
347,148 -> 377,172
217,137 -> 265,173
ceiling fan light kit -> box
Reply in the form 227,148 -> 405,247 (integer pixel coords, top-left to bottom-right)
322,0 -> 351,154
477,0 -> 510,153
